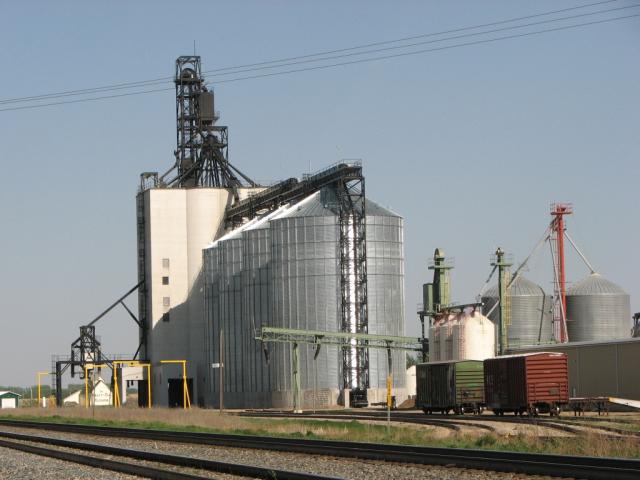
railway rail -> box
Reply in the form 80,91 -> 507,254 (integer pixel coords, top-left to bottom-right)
0,429 -> 337,480
240,411 -> 586,436
1,419 -> 639,479
241,409 -> 640,437
237,411 -> 497,433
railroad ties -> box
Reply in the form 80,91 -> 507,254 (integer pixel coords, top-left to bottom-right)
0,418 -> 639,479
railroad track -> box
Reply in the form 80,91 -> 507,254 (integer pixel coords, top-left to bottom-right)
0,429 -> 337,480
1,419 -> 639,479
238,411 -> 497,433
249,411 -> 640,438
241,410 -> 587,435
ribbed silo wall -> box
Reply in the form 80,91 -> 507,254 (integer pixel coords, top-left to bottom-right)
365,210 -> 406,403
566,274 -> 631,342
203,235 -> 247,408
270,211 -> 341,408
203,245 -> 220,407
241,224 -> 275,407
482,277 -> 554,348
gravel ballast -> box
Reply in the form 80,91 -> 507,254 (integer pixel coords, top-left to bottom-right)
0,425 -> 566,479
0,445 -> 138,479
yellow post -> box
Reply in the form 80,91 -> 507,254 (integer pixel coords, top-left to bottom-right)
84,365 -> 89,408
147,364 -> 152,409
160,360 -> 190,409
37,372 -> 49,408
113,366 -> 119,407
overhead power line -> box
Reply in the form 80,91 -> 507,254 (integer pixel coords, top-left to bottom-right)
202,0 -> 622,75
203,3 -> 640,79
0,0 -> 626,106
210,13 -> 640,84
0,11 -> 637,112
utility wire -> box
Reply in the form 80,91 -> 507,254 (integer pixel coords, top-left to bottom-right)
203,3 -> 640,79
0,87 -> 173,112
0,0 -> 624,106
0,12 -> 637,113
209,14 -> 640,84
202,0 -> 619,74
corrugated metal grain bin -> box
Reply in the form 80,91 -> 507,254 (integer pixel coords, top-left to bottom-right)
484,352 -> 569,415
416,360 -> 484,414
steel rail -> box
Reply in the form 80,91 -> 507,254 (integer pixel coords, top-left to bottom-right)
238,411 -> 475,432
239,411 -> 640,438
1,419 -> 639,479
242,411 -> 592,435
0,429 -> 339,480
0,437 -> 210,480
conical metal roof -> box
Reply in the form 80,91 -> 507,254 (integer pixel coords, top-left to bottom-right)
278,188 -> 402,219
568,273 -> 627,296
483,275 -> 547,298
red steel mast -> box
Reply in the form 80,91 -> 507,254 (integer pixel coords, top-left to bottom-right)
551,203 -> 573,343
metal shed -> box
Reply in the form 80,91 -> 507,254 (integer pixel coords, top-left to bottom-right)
512,338 -> 640,400
0,391 -> 21,409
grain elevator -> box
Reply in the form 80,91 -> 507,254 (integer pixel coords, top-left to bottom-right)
137,56 -> 407,408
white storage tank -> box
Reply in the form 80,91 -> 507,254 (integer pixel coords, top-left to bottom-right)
451,310 -> 495,361
428,321 -> 441,362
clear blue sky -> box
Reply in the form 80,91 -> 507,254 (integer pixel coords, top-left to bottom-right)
0,1 -> 638,386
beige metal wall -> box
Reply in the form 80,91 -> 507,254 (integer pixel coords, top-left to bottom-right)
513,338 -> 640,400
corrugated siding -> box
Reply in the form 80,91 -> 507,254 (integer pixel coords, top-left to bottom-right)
484,353 -> 568,409
454,361 -> 484,405
203,189 -> 406,407
567,293 -> 631,342
421,363 -> 455,408
524,354 -> 569,404
484,356 -> 526,409
416,364 -> 428,407
271,214 -> 340,392
482,276 -> 554,348
366,213 -> 405,388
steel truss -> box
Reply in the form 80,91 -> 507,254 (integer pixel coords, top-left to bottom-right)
259,327 -> 421,351
258,327 -> 421,410
170,56 -> 256,198
52,282 -> 143,405
336,174 -> 369,394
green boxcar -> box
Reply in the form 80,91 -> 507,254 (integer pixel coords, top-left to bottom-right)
416,360 -> 485,414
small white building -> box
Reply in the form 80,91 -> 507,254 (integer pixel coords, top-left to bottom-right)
63,389 -> 82,406
0,391 -> 21,409
88,377 -> 112,406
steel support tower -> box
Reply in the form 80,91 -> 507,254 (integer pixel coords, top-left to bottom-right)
336,174 -> 369,397
173,56 -> 255,196
550,203 -> 573,343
